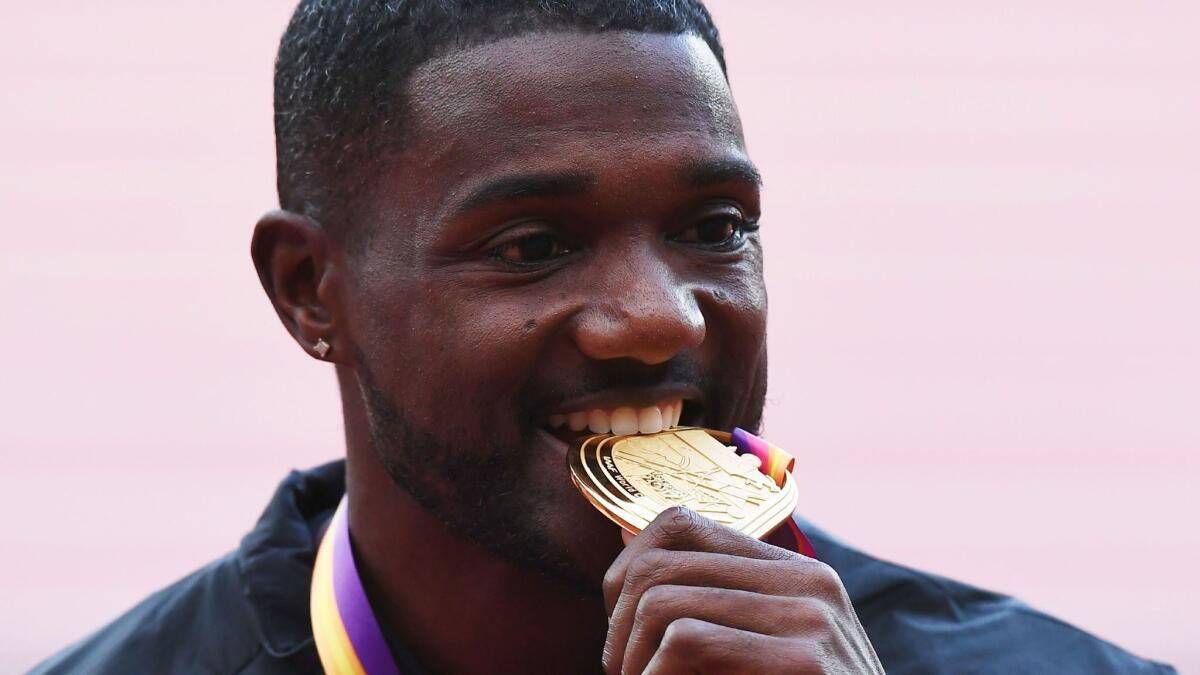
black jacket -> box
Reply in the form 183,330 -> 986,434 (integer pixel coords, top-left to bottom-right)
32,461 -> 1176,674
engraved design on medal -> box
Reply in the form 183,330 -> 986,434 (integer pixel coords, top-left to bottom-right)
568,427 -> 799,540
613,431 -> 780,526
601,454 -> 644,498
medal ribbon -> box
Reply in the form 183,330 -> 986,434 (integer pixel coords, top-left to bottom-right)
311,499 -> 400,675
731,427 -> 818,559
311,428 -> 816,674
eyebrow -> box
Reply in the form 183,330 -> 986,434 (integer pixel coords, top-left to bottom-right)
683,158 -> 763,189
448,171 -> 595,217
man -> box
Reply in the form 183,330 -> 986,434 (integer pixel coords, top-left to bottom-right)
33,1 -> 1175,673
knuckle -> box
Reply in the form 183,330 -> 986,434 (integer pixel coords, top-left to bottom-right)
809,611 -> 840,643
637,582 -> 677,614
630,585 -> 679,646
603,549 -> 675,600
600,557 -> 628,593
602,564 -> 623,597
653,506 -> 707,541
806,560 -> 846,599
625,548 -> 673,589
784,596 -> 830,632
787,598 -> 845,660
661,617 -> 711,651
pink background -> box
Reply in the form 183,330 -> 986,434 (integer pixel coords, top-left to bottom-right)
2,2 -> 1196,671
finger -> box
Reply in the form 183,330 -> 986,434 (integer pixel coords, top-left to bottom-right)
604,507 -> 800,615
641,618 -> 823,675
603,551 -> 842,674
618,586 -> 826,675
621,528 -> 636,546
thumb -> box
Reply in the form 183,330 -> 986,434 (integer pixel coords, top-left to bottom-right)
620,528 -> 636,547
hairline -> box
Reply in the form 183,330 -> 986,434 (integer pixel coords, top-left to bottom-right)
305,26 -> 732,250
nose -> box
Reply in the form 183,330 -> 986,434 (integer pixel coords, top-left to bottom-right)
570,254 -> 706,365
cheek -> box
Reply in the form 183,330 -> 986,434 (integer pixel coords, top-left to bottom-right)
696,264 -> 769,420
702,264 -> 768,348
364,281 -> 550,433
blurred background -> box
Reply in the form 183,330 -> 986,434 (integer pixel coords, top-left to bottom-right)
1,1 -> 1196,671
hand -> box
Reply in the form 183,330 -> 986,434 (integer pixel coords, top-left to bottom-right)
602,507 -> 885,674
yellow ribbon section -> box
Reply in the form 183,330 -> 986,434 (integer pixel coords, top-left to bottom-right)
311,506 -> 367,675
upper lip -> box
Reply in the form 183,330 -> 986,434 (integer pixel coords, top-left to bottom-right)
547,386 -> 702,414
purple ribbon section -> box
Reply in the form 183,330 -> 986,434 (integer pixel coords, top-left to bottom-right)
332,502 -> 402,675
766,518 -> 796,549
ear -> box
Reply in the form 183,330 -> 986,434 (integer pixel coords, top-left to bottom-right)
251,209 -> 345,363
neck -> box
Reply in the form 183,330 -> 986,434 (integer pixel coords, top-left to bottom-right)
338,374 -> 608,675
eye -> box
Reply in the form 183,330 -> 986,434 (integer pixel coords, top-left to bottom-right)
674,211 -> 758,250
490,232 -> 572,265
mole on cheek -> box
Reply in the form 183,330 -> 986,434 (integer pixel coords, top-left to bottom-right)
523,319 -> 538,333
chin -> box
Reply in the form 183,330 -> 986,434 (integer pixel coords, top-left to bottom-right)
522,427 -> 627,589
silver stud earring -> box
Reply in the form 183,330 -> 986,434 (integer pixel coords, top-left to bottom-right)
314,338 -> 331,358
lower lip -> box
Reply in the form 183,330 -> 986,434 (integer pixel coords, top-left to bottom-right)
535,426 -> 571,456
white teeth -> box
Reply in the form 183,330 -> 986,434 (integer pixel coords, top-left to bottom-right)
555,399 -> 684,435
661,401 -> 681,429
567,411 -> 589,431
610,407 -> 639,435
638,406 -> 663,434
588,409 -> 611,434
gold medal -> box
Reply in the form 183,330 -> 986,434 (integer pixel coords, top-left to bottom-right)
567,427 -> 799,540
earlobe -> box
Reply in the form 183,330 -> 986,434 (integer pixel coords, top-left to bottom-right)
250,209 -> 345,363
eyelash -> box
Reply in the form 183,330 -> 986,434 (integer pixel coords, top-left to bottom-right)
676,211 -> 759,251
485,208 -> 758,268
487,231 -> 574,268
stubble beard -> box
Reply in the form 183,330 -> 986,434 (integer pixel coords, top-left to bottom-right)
356,356 -> 598,594
352,349 -> 768,595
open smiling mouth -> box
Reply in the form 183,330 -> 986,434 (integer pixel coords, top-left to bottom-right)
540,398 -> 705,444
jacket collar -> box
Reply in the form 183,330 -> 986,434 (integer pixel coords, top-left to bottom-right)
236,460 -> 346,657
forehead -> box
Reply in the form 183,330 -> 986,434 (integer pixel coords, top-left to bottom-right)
406,30 -> 739,139
393,30 -> 747,218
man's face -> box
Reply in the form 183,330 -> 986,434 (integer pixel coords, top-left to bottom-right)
340,31 -> 767,587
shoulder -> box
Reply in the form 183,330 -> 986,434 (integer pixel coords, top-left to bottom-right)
30,462 -> 344,675
31,553 -> 271,674
30,551 -> 323,675
801,522 -> 1177,675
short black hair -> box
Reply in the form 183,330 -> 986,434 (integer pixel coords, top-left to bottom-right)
273,0 -> 726,228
